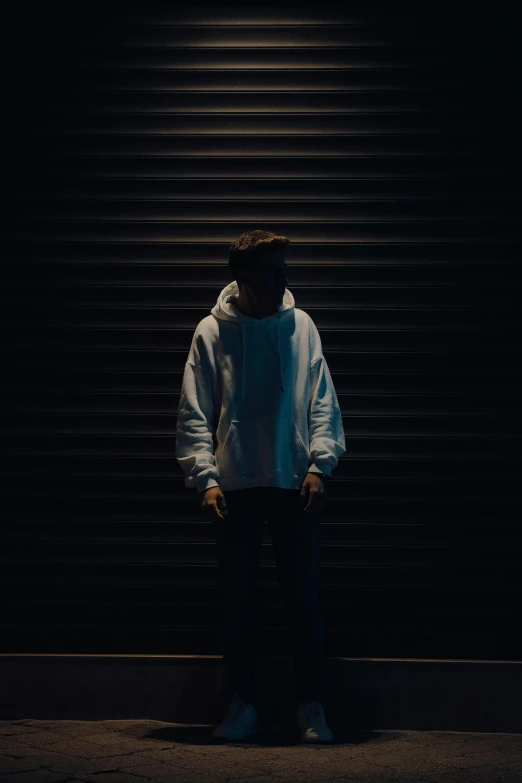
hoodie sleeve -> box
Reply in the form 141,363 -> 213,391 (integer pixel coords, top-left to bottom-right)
175,328 -> 220,495
307,320 -> 346,477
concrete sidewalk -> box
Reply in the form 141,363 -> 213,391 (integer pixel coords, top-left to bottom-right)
1,720 -> 522,783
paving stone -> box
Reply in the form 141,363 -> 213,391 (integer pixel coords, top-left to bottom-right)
1,747 -> 127,777
0,722 -> 521,783
496,759 -> 522,772
0,726 -> 42,737
431,767 -> 522,783
116,760 -> 202,779
6,731 -> 69,747
0,746 -> 44,759
0,754 -> 59,776
0,770 -> 81,783
105,748 -> 200,767
66,774 -> 152,783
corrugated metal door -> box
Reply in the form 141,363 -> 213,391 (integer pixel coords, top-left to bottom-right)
2,3 -> 521,657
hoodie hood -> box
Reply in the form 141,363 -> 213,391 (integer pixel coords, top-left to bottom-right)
210,281 -> 296,400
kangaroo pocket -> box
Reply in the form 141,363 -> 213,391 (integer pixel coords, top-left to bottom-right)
217,415 -> 309,479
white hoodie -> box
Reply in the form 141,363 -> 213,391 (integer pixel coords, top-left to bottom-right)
175,280 -> 346,494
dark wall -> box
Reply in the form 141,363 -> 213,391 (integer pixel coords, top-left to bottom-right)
2,2 -> 521,657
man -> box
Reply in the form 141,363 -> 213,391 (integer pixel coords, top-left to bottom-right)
175,229 -> 346,742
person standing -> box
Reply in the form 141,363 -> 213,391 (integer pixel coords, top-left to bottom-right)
175,230 -> 346,742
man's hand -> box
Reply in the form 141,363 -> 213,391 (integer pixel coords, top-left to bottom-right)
300,472 -> 328,514
198,486 -> 228,522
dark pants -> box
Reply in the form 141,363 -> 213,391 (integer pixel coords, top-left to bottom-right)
213,485 -> 326,706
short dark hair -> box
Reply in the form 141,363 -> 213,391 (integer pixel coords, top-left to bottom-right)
228,229 -> 290,287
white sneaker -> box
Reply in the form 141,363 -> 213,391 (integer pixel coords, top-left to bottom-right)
212,692 -> 259,740
296,700 -> 333,743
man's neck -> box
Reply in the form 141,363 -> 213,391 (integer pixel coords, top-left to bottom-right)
232,294 -> 274,319
232,294 -> 256,318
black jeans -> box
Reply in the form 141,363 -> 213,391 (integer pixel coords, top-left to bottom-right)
213,485 -> 326,706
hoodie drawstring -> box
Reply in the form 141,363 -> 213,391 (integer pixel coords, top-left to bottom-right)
278,315 -> 285,394
241,322 -> 245,400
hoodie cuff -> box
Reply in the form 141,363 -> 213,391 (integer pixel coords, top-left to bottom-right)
308,463 -> 332,477
197,478 -> 220,495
